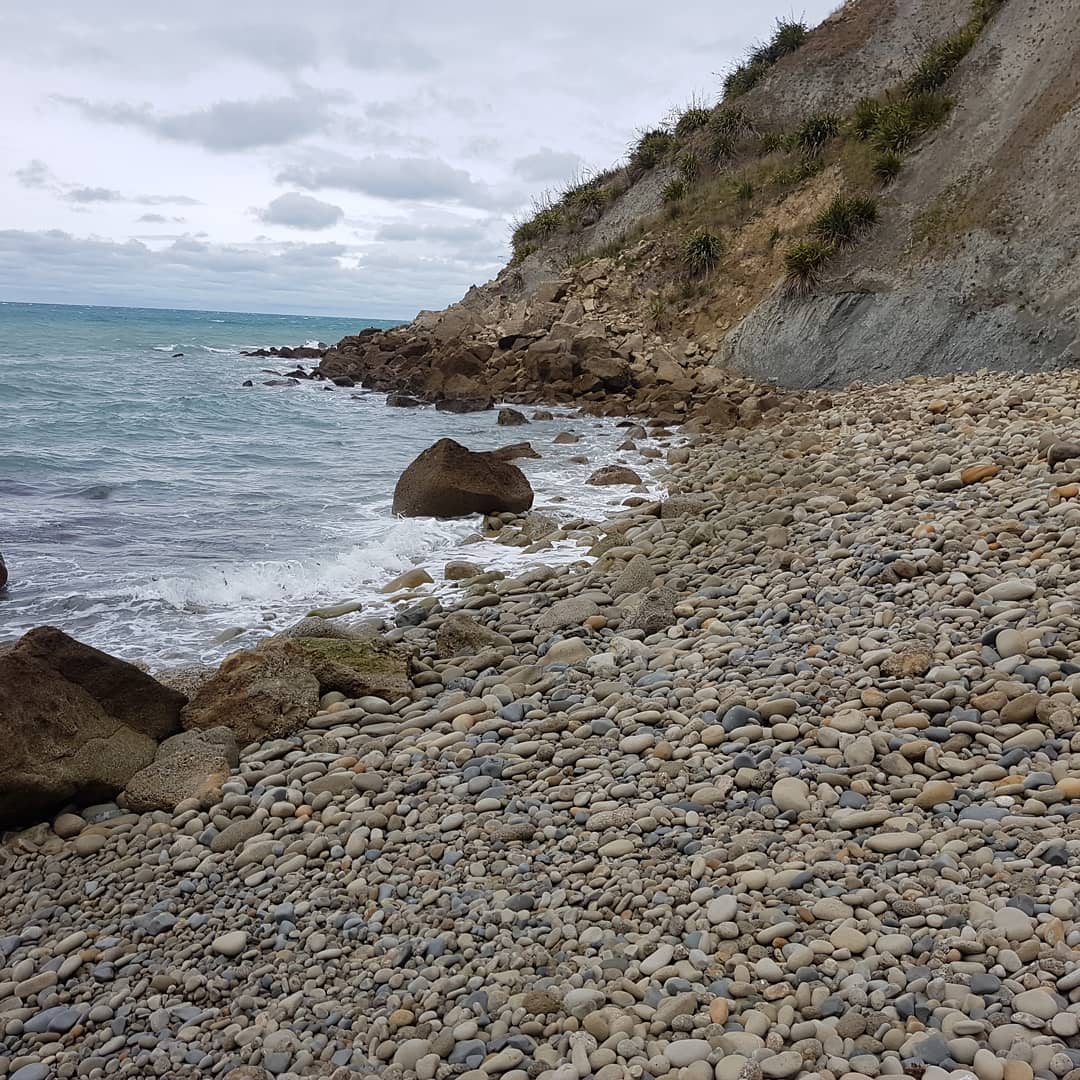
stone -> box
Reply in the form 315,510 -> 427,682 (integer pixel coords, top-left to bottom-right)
611,554 -> 655,598
121,728 -> 237,813
444,560 -> 483,580
182,641 -> 320,746
0,639 -> 165,827
393,438 -> 534,517
537,597 -> 601,631
915,780 -> 955,808
211,931 -> 248,958
587,465 -> 643,486
293,637 -> 412,700
381,567 -> 434,592
498,408 -> 529,426
436,613 -> 511,658
772,777 -> 811,813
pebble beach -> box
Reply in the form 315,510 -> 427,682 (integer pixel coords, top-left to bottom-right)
7,367 -> 1080,1080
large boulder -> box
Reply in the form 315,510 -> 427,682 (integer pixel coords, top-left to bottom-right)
121,728 -> 238,814
0,626 -> 189,827
0,552 -> 7,589
291,637 -> 412,700
393,438 -> 534,518
14,626 -> 186,741
182,641 -> 320,747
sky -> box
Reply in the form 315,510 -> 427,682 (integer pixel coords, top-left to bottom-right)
0,1 -> 835,320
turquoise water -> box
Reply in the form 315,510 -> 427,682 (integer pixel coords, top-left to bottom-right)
0,302 -> 660,666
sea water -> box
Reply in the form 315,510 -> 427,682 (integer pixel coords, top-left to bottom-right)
0,301 -> 664,666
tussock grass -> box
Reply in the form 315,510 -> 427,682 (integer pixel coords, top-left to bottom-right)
784,238 -> 833,295
851,97 -> 886,141
662,178 -> 688,205
725,18 -> 808,100
905,25 -> 979,96
684,229 -> 725,276
734,178 -> 755,202
673,101 -> 713,139
810,194 -> 879,249
795,113 -> 842,156
631,128 -> 676,171
872,150 -> 903,184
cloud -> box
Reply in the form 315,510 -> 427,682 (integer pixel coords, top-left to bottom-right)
56,88 -> 343,152
137,213 -> 187,224
216,22 -> 321,72
278,153 -> 515,209
342,33 -> 439,72
0,228 -> 503,319
14,159 -> 52,188
512,147 -> 585,183
255,192 -> 344,230
13,159 -> 201,207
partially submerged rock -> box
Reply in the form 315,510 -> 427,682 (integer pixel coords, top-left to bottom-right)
393,438 -> 534,518
587,465 -> 643,486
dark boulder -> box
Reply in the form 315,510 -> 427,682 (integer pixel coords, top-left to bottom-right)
434,397 -> 494,414
498,408 -> 530,427
0,628 -> 186,827
393,438 -> 534,518
587,465 -> 644,486
0,552 -> 6,590
387,393 -> 424,408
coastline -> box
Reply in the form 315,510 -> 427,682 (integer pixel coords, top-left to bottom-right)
6,364 -> 1080,1077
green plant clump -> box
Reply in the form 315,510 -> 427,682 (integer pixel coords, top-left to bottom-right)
662,177 -> 689,205
851,97 -> 886,141
796,112 -> 842,156
674,103 -> 713,138
725,18 -> 808,100
870,93 -> 953,153
810,194 -> 879,249
684,229 -> 725,276
631,128 -> 676,171
678,150 -> 701,183
734,178 -> 755,202
873,150 -> 904,184
905,24 -> 979,96
784,238 -> 834,295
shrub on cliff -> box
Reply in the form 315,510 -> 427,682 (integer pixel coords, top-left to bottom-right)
631,128 -> 675,171
796,113 -> 842,156
811,194 -> 879,249
684,229 -> 724,276
724,18 -> 808,100
905,24 -> 980,96
784,238 -> 833,295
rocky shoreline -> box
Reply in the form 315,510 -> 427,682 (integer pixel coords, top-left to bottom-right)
5,368 -> 1080,1080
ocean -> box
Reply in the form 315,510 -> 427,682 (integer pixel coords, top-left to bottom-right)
0,302 -> 663,667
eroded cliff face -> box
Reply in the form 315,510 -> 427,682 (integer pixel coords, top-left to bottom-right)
722,0 -> 1080,386
346,0 -> 1080,396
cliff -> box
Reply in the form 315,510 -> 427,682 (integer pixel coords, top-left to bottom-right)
323,0 -> 1080,400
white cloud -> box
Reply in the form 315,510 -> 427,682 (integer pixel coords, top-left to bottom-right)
512,147 -> 585,184
255,192 -> 344,230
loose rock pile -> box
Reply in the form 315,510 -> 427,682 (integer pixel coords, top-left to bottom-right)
6,370 -> 1080,1080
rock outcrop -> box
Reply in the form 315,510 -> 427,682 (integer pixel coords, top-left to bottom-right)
392,438 -> 534,518
0,628 -> 185,827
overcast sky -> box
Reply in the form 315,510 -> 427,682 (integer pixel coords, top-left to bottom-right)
0,1 -> 834,319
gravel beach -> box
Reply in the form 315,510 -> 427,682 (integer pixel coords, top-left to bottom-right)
6,368 -> 1080,1080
